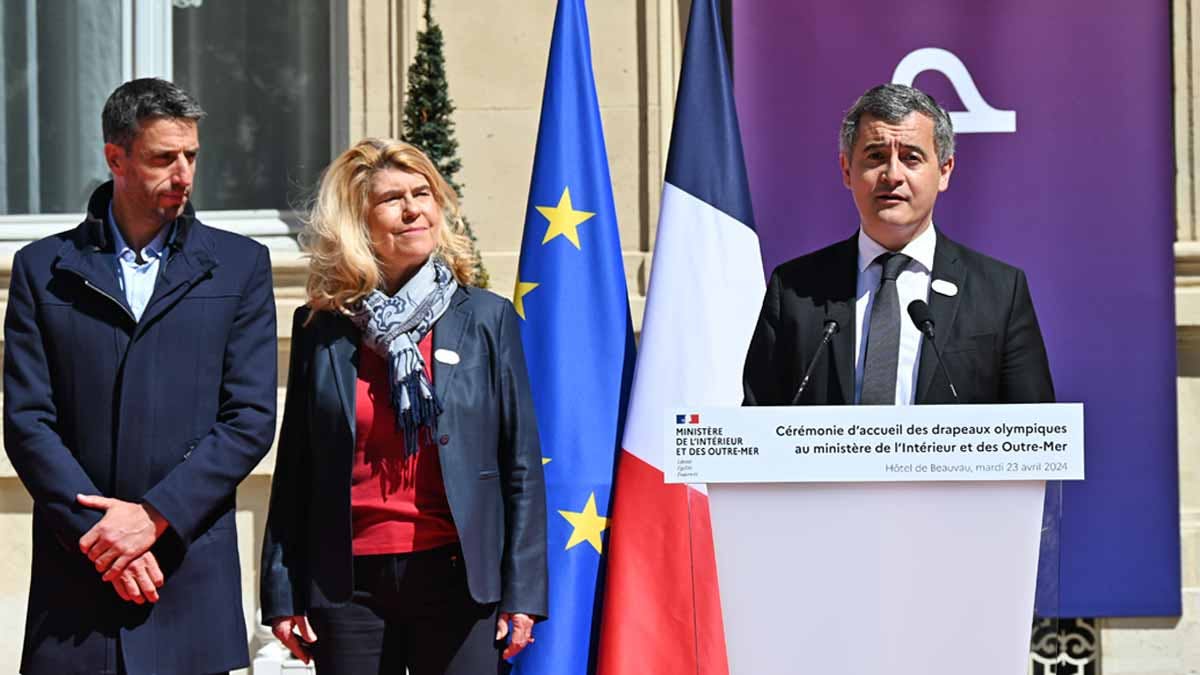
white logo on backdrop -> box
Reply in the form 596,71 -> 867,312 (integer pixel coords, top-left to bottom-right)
892,47 -> 1016,133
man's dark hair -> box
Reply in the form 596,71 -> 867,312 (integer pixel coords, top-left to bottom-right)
102,78 -> 205,149
839,84 -> 955,165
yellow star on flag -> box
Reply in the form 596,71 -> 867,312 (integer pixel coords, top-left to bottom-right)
537,187 -> 595,249
513,281 -> 539,320
558,492 -> 609,554
543,457 -> 552,465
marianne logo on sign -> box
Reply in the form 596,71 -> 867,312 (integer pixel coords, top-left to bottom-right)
891,47 -> 1016,134
675,414 -> 701,425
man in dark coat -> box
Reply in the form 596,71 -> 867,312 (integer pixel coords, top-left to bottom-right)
743,84 -> 1053,407
3,78 -> 277,674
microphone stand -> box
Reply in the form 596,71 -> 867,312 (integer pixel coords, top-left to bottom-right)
791,321 -> 839,405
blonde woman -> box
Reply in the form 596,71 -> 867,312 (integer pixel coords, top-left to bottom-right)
260,139 -> 547,674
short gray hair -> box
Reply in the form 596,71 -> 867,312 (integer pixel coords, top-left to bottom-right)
102,78 -> 205,149
839,84 -> 955,165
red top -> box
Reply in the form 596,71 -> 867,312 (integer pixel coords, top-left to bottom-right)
350,332 -> 459,556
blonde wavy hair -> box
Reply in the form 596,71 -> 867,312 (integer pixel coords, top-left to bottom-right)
302,138 -> 479,314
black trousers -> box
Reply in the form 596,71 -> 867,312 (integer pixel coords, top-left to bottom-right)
307,544 -> 507,675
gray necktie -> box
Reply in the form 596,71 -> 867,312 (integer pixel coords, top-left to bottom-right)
860,252 -> 911,405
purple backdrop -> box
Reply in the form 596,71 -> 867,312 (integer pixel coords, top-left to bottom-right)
733,1 -> 1179,617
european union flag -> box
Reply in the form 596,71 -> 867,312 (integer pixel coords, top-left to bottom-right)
511,0 -> 636,673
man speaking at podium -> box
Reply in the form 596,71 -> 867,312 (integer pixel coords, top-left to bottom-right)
742,84 -> 1054,407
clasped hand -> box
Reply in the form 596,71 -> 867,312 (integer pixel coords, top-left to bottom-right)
77,494 -> 170,604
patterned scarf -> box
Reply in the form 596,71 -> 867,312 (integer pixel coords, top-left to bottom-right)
349,256 -> 458,454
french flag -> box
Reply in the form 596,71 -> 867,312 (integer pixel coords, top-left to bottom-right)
596,0 -> 763,673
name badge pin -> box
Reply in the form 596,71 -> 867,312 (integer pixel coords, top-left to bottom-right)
434,349 -> 461,365
931,279 -> 958,297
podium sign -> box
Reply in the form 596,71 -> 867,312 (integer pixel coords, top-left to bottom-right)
666,403 -> 1083,483
690,404 -> 1082,675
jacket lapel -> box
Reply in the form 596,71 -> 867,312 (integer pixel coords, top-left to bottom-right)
917,234 -> 965,402
433,287 -> 472,400
325,314 -> 359,437
825,234 -> 858,405
135,217 -> 217,334
54,183 -> 217,330
53,216 -> 136,322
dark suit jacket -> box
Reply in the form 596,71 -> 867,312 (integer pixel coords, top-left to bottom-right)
743,231 -> 1054,406
3,182 -> 278,675
260,287 -> 549,624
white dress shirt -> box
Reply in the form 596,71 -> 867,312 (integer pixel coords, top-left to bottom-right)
853,224 -> 936,405
109,204 -> 172,322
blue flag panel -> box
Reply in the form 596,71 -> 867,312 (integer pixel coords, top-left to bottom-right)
512,0 -> 636,672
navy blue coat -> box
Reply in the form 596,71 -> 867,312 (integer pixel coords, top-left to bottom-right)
3,183 -> 278,675
260,287 -> 549,624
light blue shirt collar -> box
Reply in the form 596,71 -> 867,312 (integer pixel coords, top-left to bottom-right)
106,202 -> 175,321
107,202 -> 173,264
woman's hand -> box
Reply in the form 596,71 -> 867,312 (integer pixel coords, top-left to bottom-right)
271,615 -> 318,664
496,612 -> 536,659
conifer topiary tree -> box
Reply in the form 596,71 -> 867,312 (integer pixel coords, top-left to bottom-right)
402,0 -> 489,287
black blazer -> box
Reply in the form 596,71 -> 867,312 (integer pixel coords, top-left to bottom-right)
260,286 -> 549,623
4,183 -> 277,675
743,231 -> 1054,406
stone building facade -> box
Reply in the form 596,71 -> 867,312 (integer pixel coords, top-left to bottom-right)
0,1 -> 1193,672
